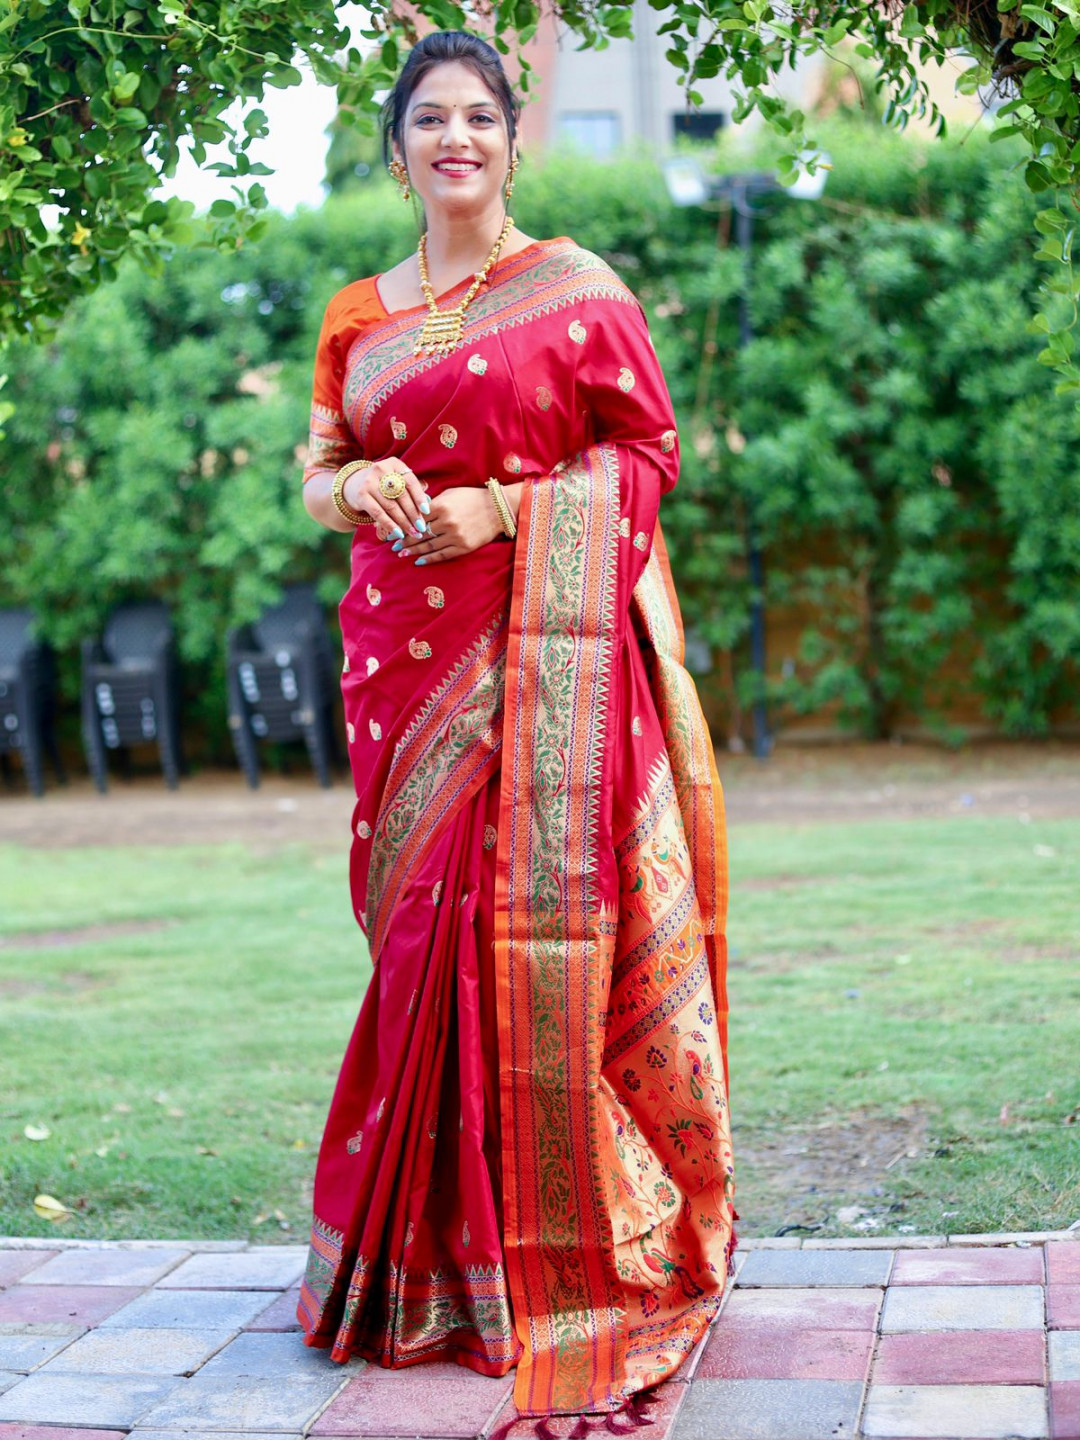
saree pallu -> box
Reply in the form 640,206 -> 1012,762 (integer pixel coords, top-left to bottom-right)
297,239 -> 737,1420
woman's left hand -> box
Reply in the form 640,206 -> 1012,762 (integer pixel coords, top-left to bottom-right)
396,484 -> 520,566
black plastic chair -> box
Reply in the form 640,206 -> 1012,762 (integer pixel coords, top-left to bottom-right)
81,601 -> 183,791
0,608 -> 65,797
226,584 -> 339,788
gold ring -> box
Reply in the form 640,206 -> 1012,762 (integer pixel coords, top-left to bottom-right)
378,470 -> 407,501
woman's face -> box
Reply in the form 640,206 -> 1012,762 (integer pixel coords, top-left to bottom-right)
394,60 -> 514,218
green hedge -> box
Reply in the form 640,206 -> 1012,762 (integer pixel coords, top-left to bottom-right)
2,118 -> 1077,758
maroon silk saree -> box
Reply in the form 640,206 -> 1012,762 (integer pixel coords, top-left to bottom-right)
298,238 -> 737,1421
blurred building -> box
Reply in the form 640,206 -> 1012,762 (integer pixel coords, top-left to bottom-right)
518,2 -> 824,158
515,7 -> 983,159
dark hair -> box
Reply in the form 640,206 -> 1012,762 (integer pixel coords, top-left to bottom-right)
380,31 -> 520,167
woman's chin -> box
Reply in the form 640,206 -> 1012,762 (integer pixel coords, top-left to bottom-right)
419,186 -> 505,218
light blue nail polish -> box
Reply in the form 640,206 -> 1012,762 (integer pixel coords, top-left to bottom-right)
390,526 -> 404,540
415,517 -> 427,533
420,500 -> 431,515
392,539 -> 403,552
415,556 -> 427,566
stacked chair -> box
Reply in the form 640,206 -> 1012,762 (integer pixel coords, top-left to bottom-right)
81,601 -> 184,791
226,584 -> 339,788
0,608 -> 65,797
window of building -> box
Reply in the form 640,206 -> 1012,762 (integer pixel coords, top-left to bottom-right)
556,112 -> 622,158
671,111 -> 726,142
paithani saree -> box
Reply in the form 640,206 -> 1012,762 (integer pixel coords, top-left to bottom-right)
297,237 -> 737,1422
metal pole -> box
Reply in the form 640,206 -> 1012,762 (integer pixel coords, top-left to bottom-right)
733,184 -> 772,760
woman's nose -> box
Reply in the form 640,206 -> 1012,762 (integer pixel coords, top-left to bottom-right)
440,112 -> 471,148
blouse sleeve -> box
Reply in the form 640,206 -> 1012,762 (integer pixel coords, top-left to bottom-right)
301,296 -> 366,485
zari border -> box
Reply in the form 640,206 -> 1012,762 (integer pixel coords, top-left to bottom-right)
366,613 -> 507,962
494,445 -> 628,1419
630,527 -> 730,1087
299,1214 -> 517,1370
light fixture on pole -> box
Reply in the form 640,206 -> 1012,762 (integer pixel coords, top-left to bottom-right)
663,149 -> 829,761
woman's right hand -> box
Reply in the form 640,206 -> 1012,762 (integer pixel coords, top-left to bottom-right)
344,458 -> 432,540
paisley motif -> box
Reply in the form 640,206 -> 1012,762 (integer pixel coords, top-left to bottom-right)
342,654 -> 350,673
405,1219 -> 414,1245
439,424 -> 458,449
432,880 -> 443,906
346,722 -> 355,744
369,719 -> 382,741
503,452 -> 522,475
483,823 -> 497,850
423,585 -> 445,609
366,584 -> 382,606
357,819 -> 372,839
366,656 -> 379,675
634,531 -> 648,551
617,367 -> 636,393
409,637 -> 433,659
467,353 -> 487,375
346,1130 -> 363,1155
376,1096 -> 386,1123
536,385 -> 553,411
568,319 -> 587,345
462,1219 -> 471,1248
618,517 -> 631,538
632,716 -> 643,737
660,429 -> 677,454
390,417 -> 407,440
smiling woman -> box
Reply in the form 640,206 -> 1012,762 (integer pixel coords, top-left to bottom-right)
295,30 -> 737,1435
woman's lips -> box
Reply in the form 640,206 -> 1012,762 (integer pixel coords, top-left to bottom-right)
433,162 -> 481,175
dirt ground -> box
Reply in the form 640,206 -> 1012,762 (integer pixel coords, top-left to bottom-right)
3,737 -> 1080,850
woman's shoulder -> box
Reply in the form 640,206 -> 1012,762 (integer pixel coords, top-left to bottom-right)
542,238 -> 640,307
322,275 -> 385,332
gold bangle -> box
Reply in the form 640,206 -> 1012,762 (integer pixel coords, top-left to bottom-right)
333,461 -> 375,526
485,477 -> 517,540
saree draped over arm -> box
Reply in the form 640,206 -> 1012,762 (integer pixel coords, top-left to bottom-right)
297,239 -> 737,1421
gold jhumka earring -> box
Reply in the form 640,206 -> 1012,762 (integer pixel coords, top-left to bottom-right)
388,159 -> 410,202
505,156 -> 518,202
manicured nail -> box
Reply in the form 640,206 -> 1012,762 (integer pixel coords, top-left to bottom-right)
390,526 -> 404,540
392,539 -> 403,552
420,499 -> 431,515
415,517 -> 427,533
415,556 -> 427,566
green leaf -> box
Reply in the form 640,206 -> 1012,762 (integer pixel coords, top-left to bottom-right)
112,72 -> 141,101
1034,206 -> 1068,233
1019,4 -> 1058,31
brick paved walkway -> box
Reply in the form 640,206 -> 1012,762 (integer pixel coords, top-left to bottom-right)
0,1229 -> 1077,1439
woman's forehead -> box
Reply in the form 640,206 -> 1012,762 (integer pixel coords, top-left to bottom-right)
407,62 -> 499,111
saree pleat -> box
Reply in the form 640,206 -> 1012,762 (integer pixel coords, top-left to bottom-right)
298,237 -> 735,1418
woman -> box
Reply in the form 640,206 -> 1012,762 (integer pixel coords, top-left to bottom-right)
297,31 -> 736,1431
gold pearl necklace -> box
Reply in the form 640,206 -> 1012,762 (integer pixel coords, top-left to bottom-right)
414,217 -> 515,356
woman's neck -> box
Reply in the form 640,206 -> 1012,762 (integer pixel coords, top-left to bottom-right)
420,204 -> 515,289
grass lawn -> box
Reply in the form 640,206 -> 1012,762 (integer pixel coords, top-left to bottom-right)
1,812 -> 1077,1242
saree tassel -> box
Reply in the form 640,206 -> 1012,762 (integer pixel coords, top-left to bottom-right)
534,1421 -> 561,1440
489,1419 -> 524,1440
629,1388 -> 658,1424
603,1412 -> 639,1435
568,1416 -> 593,1438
